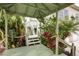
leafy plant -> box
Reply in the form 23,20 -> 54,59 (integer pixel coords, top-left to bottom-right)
40,15 -> 79,54
0,9 -> 26,49
59,20 -> 79,39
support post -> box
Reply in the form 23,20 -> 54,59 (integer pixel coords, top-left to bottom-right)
55,11 -> 59,55
71,43 -> 76,56
3,9 -> 8,49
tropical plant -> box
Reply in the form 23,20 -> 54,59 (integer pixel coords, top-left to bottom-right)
0,9 -> 5,33
40,15 -> 79,54
0,9 -> 25,49
8,15 -> 26,48
59,20 -> 79,39
40,16 -> 56,36
0,29 -> 4,41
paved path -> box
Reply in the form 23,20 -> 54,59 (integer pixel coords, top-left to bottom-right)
2,44 -> 54,56
1,44 -> 67,56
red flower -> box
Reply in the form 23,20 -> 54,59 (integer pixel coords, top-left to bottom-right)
43,32 -> 56,49
43,32 -> 51,38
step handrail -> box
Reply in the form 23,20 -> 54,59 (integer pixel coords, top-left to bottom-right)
58,37 -> 76,56
58,38 -> 72,48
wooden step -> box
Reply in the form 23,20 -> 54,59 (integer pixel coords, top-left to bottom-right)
28,39 -> 39,42
28,41 -> 41,45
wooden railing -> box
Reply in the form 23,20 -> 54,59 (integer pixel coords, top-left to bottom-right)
59,38 -> 72,48
58,38 -> 76,56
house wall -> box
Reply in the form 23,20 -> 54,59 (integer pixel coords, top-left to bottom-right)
64,7 -> 79,20
45,5 -> 79,21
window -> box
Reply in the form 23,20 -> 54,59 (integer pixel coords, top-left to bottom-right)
58,9 -> 69,20
75,14 -> 79,21
64,10 -> 69,20
58,10 -> 64,20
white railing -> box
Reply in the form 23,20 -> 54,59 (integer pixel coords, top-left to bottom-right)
59,38 -> 76,56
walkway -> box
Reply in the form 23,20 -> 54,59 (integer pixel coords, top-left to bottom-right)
2,44 -> 67,56
2,44 -> 54,56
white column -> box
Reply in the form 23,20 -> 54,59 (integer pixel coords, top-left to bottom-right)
3,9 -> 8,49
55,12 -> 59,55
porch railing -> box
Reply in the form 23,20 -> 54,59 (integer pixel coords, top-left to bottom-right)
59,38 -> 76,56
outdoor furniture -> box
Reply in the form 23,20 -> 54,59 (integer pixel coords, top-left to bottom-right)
26,35 -> 41,46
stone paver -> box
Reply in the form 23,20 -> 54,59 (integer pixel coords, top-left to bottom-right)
2,44 -> 54,56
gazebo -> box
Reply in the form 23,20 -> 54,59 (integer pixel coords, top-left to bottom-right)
0,3 -> 73,55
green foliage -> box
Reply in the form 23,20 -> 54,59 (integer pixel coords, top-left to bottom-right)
41,16 -> 79,39
40,15 -> 79,54
40,16 -> 56,36
0,9 -> 25,49
40,36 -> 47,46
59,20 -> 79,39
0,13 -> 5,32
